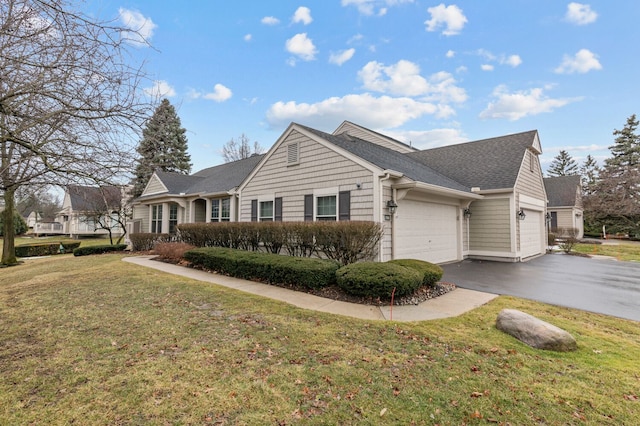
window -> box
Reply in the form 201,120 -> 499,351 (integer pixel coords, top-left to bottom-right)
259,200 -> 273,221
221,198 -> 231,221
151,205 -> 162,233
316,195 -> 337,221
211,199 -> 220,222
211,198 -> 231,222
169,204 -> 178,234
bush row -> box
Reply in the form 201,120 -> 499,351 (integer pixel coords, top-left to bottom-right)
183,245 -> 443,299
73,244 -> 128,257
129,233 -> 171,251
15,241 -> 81,257
184,247 -> 339,289
178,221 -> 383,265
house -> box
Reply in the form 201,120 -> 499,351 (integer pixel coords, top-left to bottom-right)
130,155 -> 265,235
56,185 -> 128,238
24,210 -> 64,235
133,121 -> 549,263
543,176 -> 584,238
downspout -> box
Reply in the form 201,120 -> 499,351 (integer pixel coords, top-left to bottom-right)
391,186 -> 397,260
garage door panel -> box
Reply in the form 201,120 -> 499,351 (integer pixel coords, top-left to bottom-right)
395,200 -> 458,264
520,210 -> 542,258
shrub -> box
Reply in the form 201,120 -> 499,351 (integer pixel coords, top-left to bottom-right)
387,259 -> 443,287
336,262 -> 422,299
154,242 -> 195,262
558,227 -> 580,253
315,221 -> 383,265
284,222 -> 316,257
15,241 -> 82,257
73,244 -> 127,256
548,232 -> 556,247
184,247 -> 339,289
259,222 -> 287,254
129,233 -> 170,251
0,211 -> 28,236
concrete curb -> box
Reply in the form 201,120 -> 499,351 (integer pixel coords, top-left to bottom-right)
122,256 -> 498,322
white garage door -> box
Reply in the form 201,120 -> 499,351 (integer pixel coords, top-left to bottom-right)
520,209 -> 543,258
395,200 -> 458,264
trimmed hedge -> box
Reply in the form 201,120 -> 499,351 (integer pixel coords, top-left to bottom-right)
15,241 -> 81,257
387,259 -> 443,287
336,261 -> 422,299
184,247 -> 339,289
129,233 -> 171,251
73,244 -> 127,256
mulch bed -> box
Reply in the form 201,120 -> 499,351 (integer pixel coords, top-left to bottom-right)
153,255 -> 456,307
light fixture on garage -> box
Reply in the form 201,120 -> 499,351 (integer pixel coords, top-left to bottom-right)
463,208 -> 471,219
518,208 -> 526,220
386,199 -> 398,214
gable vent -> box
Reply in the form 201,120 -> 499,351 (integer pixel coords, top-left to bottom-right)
287,142 -> 299,164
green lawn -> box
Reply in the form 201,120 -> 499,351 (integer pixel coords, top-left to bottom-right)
573,241 -> 640,262
1,254 -> 638,424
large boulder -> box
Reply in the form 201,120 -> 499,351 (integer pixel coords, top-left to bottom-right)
496,309 -> 577,352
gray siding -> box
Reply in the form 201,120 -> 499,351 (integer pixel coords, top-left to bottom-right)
515,150 -> 546,200
468,198 -> 512,251
241,130 -> 375,221
144,175 -> 167,195
132,204 -> 150,233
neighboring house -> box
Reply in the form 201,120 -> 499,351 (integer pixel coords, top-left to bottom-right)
24,210 -> 63,235
133,121 -> 549,263
56,185 -> 128,238
130,155 -> 265,235
543,176 -> 584,238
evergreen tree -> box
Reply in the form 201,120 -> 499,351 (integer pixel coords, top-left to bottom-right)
547,150 -> 579,177
606,114 -> 640,169
579,155 -> 599,196
132,99 -> 192,197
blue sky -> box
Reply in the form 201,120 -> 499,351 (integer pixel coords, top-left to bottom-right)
92,1 -> 638,174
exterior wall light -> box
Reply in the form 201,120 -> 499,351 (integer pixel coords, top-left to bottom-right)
386,199 -> 398,214
463,208 -> 472,219
518,208 -> 526,220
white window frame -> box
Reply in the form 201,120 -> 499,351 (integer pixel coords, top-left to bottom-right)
221,198 -> 231,222
313,187 -> 339,221
257,195 -> 275,222
151,204 -> 162,233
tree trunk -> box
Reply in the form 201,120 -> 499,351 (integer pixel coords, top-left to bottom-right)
2,187 -> 18,265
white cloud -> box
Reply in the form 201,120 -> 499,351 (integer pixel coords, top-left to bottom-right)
190,84 -> 233,102
342,0 -> 415,16
118,8 -> 156,46
329,48 -> 356,66
565,2 -> 597,25
292,6 -> 313,25
455,65 -> 467,73
285,33 -> 317,61
244,34 -> 252,42
555,49 -> 602,74
266,93 -> 451,130
481,64 -> 494,71
261,16 -> 280,25
381,128 -> 468,149
503,54 -> 522,67
144,80 -> 176,98
479,85 -> 581,121
446,50 -> 455,58
358,60 -> 467,103
425,3 -> 467,36
348,33 -> 364,44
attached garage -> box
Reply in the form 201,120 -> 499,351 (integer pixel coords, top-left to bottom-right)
520,209 -> 543,259
395,199 -> 459,264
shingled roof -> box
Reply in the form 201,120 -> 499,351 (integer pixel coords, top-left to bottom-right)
407,130 -> 539,190
298,124 -> 472,193
544,176 -> 581,207
140,154 -> 265,198
67,185 -> 122,211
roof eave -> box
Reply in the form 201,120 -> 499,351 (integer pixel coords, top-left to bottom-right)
393,182 -> 483,200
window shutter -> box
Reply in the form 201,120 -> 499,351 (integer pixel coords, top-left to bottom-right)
251,199 -> 258,222
339,191 -> 350,221
274,197 -> 283,222
304,194 -> 313,221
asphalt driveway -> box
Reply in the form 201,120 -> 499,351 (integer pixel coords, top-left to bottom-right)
441,254 -> 640,322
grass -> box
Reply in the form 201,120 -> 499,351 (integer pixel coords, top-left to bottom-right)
572,241 -> 640,262
1,254 -> 639,424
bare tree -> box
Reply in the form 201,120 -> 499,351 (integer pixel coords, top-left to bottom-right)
74,185 -> 132,245
221,134 -> 265,163
0,0 -> 150,265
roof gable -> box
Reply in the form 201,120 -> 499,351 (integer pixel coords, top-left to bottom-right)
544,176 -> 581,207
407,130 -> 540,191
332,121 -> 417,154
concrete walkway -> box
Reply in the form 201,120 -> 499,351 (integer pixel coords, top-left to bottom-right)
123,256 -> 498,322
